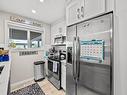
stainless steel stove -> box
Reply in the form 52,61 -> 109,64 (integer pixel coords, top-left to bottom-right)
47,57 -> 61,89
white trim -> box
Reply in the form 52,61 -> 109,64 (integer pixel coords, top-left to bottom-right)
6,20 -> 44,31
11,77 -> 34,91
42,31 -> 45,48
27,30 -> 30,48
5,20 -> 9,46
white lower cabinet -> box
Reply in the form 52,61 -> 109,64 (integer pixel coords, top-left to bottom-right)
61,62 -> 66,90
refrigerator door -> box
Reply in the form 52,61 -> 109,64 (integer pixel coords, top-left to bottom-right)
77,12 -> 113,95
77,61 -> 110,95
66,37 -> 77,95
66,63 -> 76,95
66,25 -> 77,95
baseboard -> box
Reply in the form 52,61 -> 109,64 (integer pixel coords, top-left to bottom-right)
11,77 -> 34,91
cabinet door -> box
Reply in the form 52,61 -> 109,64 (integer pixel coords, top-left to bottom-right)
51,21 -> 66,45
66,0 -> 105,26
66,0 -> 80,25
83,0 -> 105,20
61,64 -> 66,90
57,21 -> 66,36
51,24 -> 59,45
61,21 -> 66,36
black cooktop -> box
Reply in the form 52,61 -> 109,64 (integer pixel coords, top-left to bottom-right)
48,57 -> 60,62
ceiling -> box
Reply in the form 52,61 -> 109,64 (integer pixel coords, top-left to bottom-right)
0,0 -> 66,24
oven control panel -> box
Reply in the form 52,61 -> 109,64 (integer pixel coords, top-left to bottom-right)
80,40 -> 104,63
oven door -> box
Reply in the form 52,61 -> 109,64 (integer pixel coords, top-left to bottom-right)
48,59 -> 60,80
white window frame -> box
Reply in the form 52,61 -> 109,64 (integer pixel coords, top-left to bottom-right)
5,20 -> 45,50
29,30 -> 43,48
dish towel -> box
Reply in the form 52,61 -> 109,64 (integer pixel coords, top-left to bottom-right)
53,61 -> 57,73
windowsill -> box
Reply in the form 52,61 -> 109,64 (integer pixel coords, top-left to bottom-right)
10,47 -> 44,53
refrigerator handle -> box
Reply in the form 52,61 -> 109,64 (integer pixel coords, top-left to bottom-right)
72,37 -> 77,79
76,37 -> 80,80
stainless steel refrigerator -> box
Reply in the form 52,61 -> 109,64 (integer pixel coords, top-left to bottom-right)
66,12 -> 113,95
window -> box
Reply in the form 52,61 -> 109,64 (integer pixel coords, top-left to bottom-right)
9,28 -> 28,49
30,31 -> 42,48
9,28 -> 43,49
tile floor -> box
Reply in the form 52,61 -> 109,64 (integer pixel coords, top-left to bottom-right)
11,78 -> 65,95
38,79 -> 65,95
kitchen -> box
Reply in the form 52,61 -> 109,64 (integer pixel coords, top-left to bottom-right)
0,0 -> 127,95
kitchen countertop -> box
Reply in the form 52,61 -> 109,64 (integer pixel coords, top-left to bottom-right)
0,61 -> 11,95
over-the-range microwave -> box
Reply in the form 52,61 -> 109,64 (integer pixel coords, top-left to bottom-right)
54,35 -> 66,44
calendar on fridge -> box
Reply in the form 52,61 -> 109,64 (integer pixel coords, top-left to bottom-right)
80,40 -> 104,63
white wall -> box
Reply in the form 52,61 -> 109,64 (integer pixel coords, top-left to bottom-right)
11,50 -> 44,84
114,0 -> 127,95
0,11 -> 9,44
43,24 -> 51,46
0,11 -> 51,46
0,11 -> 51,85
50,18 -> 66,45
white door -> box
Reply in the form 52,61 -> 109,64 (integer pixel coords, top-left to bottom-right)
66,0 -> 81,25
66,0 -> 106,26
83,0 -> 105,20
61,63 -> 66,90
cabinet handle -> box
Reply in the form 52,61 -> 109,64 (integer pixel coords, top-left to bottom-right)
77,8 -> 80,19
81,6 -> 84,18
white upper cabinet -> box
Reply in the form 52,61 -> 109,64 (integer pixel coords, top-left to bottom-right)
51,20 -> 66,45
83,0 -> 105,19
66,0 -> 80,26
106,0 -> 114,12
66,0 -> 106,26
